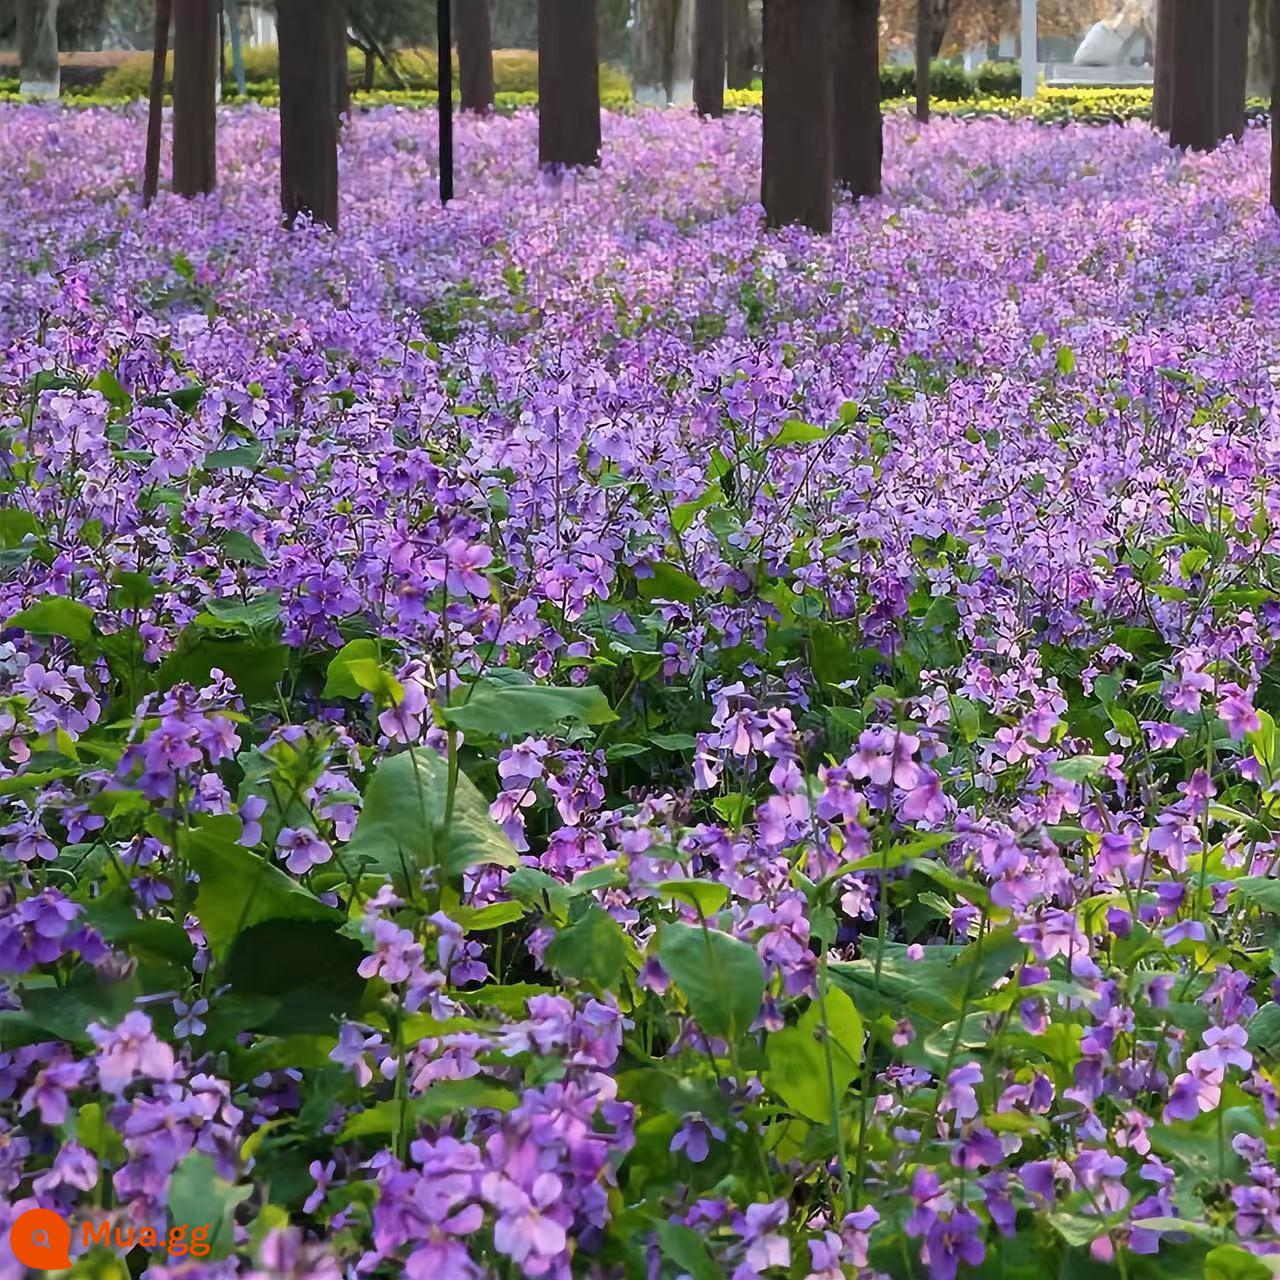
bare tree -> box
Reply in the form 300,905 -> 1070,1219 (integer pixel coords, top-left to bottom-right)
915,0 -> 930,121
17,0 -> 59,99
458,0 -> 495,113
279,0 -> 340,227
172,0 -> 217,197
538,0 -> 601,167
694,0 -> 726,115
1153,0 -> 1172,129
834,0 -> 882,197
1169,0 -> 1248,150
761,0 -> 834,231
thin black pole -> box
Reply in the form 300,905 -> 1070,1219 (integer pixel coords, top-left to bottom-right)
438,0 -> 453,204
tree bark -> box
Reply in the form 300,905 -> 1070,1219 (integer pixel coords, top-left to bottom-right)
761,0 -> 833,232
438,0 -> 454,203
17,0 -> 59,98
332,0 -> 350,124
1170,0 -> 1249,150
726,0 -> 753,88
1153,0 -> 1173,130
458,0 -> 495,113
172,0 -> 217,196
669,0 -> 695,103
694,0 -> 726,116
633,0 -> 675,104
1272,0 -> 1280,212
915,0 -> 930,122
834,0 -> 881,198
279,0 -> 339,228
143,0 -> 171,205
538,0 -> 601,167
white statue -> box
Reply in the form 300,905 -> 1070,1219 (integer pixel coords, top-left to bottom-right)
1073,0 -> 1155,66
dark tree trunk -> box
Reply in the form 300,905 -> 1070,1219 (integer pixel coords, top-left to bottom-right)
17,0 -> 59,96
1272,0 -> 1280,212
834,0 -> 881,198
332,0 -> 350,124
915,0 -> 930,122
439,0 -> 454,202
363,47 -> 376,91
172,0 -> 217,197
458,0 -> 495,113
1218,0 -> 1250,141
279,0 -> 339,228
761,0 -> 833,232
143,0 -> 171,205
1170,0 -> 1249,150
726,0 -> 753,88
1153,0 -> 1173,130
633,0 -> 675,102
694,0 -> 726,116
538,0 -> 601,167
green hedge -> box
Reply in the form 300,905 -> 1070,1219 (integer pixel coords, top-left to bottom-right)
878,60 -> 1021,101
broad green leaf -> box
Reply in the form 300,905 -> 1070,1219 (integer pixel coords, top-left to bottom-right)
637,561 -> 705,604
766,420 -> 830,448
648,731 -> 697,751
657,879 -> 730,916
194,593 -> 281,631
323,639 -> 383,699
544,904 -> 633,990
1050,755 -> 1113,783
344,747 -> 518,884
655,1222 -> 719,1280
1248,1002 -> 1280,1059
220,529 -> 269,568
1233,877 -> 1280,915
765,986 -> 863,1123
338,1079 -> 515,1140
1055,345 -> 1076,375
5,596 -> 95,644
156,633 -> 288,704
186,829 -> 342,959
444,680 -> 618,737
658,922 -> 764,1041
167,1153 -> 251,1259
1205,1245 -> 1276,1279
91,368 -> 130,409
205,443 -> 262,470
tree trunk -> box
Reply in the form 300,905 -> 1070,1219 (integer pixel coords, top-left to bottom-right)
633,0 -> 675,104
538,0 -> 601,167
227,0 -> 247,96
1218,0 -> 1250,141
726,0 -> 753,88
1249,0 -> 1272,98
694,0 -> 726,116
915,0 -> 930,122
761,0 -> 833,232
438,0 -> 454,203
669,0 -> 696,103
17,0 -> 59,99
834,0 -> 881,198
279,0 -> 339,228
1170,0 -> 1249,150
1153,0 -> 1173,130
172,0 -> 217,196
332,0 -> 350,124
363,47 -> 376,91
143,0 -> 171,205
1272,0 -> 1280,212
458,0 -> 495,113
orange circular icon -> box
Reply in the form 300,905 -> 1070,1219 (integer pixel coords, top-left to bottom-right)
9,1208 -> 73,1271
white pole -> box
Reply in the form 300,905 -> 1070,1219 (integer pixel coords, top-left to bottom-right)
1020,0 -> 1038,99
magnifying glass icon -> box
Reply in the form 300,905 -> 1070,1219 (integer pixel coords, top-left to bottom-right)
30,1230 -> 51,1249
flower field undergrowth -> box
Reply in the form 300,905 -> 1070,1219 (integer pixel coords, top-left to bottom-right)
3,105 -> 1280,1279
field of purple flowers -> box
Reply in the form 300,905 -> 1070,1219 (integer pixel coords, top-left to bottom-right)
3,102 -> 1280,1280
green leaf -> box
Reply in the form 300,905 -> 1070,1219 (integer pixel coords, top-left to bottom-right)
655,1222 -> 720,1280
1047,1212 -> 1106,1247
649,731 -> 696,751
658,922 -> 764,1041
338,1079 -> 515,1140
156,633 -> 288,705
657,879 -> 730,916
224,919 -> 366,1035
186,829 -> 342,959
323,639 -> 382,699
91,369 -> 130,410
766,420 -> 831,448
1051,755 -> 1113,782
167,1153 -> 251,1260
544,904 -> 633,990
444,680 -> 618,737
637,561 -> 705,604
220,529 -> 269,568
344,748 -> 518,885
765,986 -> 863,1123
1055,345 -> 1076,375
1233,877 -> 1280,915
194,593 -> 281,631
1204,1245 -> 1275,1279
4,595 -> 95,644
205,443 -> 262,470
1248,1002 -> 1280,1059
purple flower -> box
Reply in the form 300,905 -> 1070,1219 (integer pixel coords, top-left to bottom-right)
670,1112 -> 726,1163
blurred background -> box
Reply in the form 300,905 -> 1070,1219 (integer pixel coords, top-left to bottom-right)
0,0 -> 1273,102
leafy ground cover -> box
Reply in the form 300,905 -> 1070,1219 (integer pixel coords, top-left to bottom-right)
2,106 -> 1280,1279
